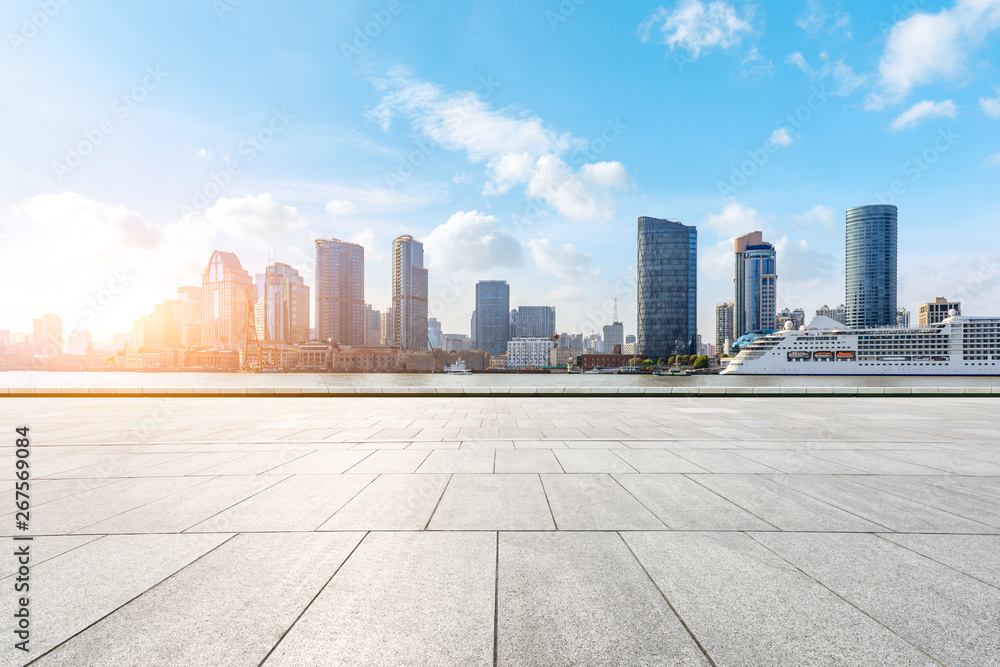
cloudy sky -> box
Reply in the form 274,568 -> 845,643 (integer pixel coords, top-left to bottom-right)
2,0 -> 999,342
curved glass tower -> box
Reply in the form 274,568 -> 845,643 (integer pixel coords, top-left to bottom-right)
845,205 -> 897,329
637,217 -> 697,359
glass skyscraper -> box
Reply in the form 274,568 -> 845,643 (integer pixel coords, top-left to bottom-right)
201,250 -> 252,347
392,235 -> 429,350
515,306 -> 556,338
637,217 -> 697,359
734,231 -> 777,337
315,239 -> 365,346
475,281 -> 510,356
845,204 -> 897,329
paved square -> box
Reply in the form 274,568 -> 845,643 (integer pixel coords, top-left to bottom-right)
2,396 -> 999,665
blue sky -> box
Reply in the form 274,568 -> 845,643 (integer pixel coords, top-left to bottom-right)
1,0 -> 999,342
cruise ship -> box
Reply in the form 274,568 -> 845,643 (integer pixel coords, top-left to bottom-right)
722,313 -> 1000,376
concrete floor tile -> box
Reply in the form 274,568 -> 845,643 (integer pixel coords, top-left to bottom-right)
494,449 -> 564,474
614,449 -> 708,473
319,473 -> 449,530
541,474 -> 665,530
615,474 -> 774,531
263,450 -> 372,475
553,449 -> 637,473
416,449 -> 495,473
429,474 -> 555,530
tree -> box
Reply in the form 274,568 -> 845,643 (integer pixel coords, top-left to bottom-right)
667,356 -> 675,366
656,357 -> 666,366
641,358 -> 654,366
693,355 -> 709,369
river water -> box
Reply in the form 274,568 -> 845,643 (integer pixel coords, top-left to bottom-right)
3,371 -> 999,388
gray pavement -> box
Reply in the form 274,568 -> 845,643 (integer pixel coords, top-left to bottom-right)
1,395 -> 998,666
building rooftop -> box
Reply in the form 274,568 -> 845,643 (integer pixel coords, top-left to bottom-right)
5,395 -> 998,665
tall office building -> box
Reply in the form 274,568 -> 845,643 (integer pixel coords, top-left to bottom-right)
517,306 -> 556,338
918,297 -> 961,327
470,310 -> 477,349
637,217 -> 697,359
509,309 -> 518,340
845,204 -> 897,328
896,307 -> 911,328
427,318 -> 443,349
603,298 -> 624,353
32,313 -> 63,357
715,301 -> 734,355
315,238 -> 365,345
379,308 -> 395,346
201,250 -> 253,347
364,305 -> 381,345
734,231 -> 777,337
475,281 -> 510,355
392,235 -> 428,350
255,262 -> 310,344
816,304 -> 846,324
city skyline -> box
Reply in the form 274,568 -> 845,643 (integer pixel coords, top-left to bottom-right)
3,1 -> 998,344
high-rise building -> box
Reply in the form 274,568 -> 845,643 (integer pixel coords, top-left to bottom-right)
776,307 -> 805,330
392,235 -> 428,350
427,317 -> 443,349
896,307 -> 911,328
379,308 -> 395,347
816,304 -> 846,324
66,330 -> 91,355
201,251 -> 253,347
163,287 -> 203,348
474,280 -> 510,355
316,239 -> 365,345
603,322 -> 623,353
918,297 -> 961,327
507,337 -> 557,370
734,231 -> 777,337
442,333 -> 471,352
32,313 -> 62,357
470,311 -> 477,349
131,313 -> 164,351
715,301 -> 734,355
637,216 -> 697,359
509,309 -> 518,340
559,332 -> 584,353
364,305 -> 381,345
846,204 -> 897,328
255,262 -> 310,344
517,306 -> 556,338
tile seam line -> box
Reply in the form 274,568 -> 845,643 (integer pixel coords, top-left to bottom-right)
608,473 -> 672,529
23,532 -> 241,666
313,473 -> 383,530
760,474 -> 896,532
256,531 -> 370,667
680,473 -> 780,530
873,532 -> 1000,592
256,448 -> 329,475
493,531 -> 500,667
834,475 -> 1000,531
181,474 -> 297,532
423,473 -> 454,530
537,474 -> 559,530
743,532 -> 949,667
616,531 -> 719,667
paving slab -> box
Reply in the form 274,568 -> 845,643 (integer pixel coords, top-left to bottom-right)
429,474 -> 555,530
622,532 -> 938,666
497,532 -> 709,666
416,449 -> 495,473
318,473 -> 450,531
31,533 -> 363,667
614,474 -> 775,531
342,449 -> 430,473
541,474 -> 666,530
261,532 -> 495,666
262,450 -> 373,475
494,449 -> 564,474
846,474 -> 1000,529
613,449 -> 709,473
552,449 -> 638,473
755,532 -> 1000,667
878,534 -> 1000,589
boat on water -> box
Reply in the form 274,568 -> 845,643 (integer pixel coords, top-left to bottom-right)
444,360 -> 473,375
654,368 -> 691,377
723,312 -> 1000,376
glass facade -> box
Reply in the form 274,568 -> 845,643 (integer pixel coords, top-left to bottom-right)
201,250 -> 252,347
475,281 -> 510,356
734,233 -> 777,337
845,205 -> 897,328
392,235 -> 429,351
637,217 -> 697,359
315,239 -> 365,346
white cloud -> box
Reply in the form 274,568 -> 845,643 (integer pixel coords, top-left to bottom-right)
423,210 -> 522,272
875,0 -> 1000,104
640,0 -> 755,59
785,51 -> 865,96
741,47 -> 772,78
984,152 -> 1000,167
889,99 -> 958,131
371,68 -> 629,222
770,128 -> 794,147
325,199 -> 355,215
349,229 -> 384,260
705,200 -> 765,238
981,91 -> 1000,118
796,0 -> 851,37
15,192 -> 157,250
202,193 -> 305,245
196,148 -> 213,159
528,239 -> 601,281
789,205 -> 837,230
772,236 -> 839,291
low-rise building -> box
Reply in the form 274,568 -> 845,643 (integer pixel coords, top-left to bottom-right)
580,353 -> 644,370
549,347 -> 577,369
918,297 -> 961,327
507,337 -> 557,370
297,341 -> 333,371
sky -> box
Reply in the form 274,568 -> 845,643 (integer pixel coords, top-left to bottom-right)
1,0 -> 999,344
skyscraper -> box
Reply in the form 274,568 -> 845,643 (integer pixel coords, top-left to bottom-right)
715,301 -> 734,355
392,235 -> 428,350
509,309 -> 518,340
603,298 -> 624,353
201,250 -> 253,347
637,217 -> 697,359
516,306 -> 556,338
364,305 -> 381,345
255,262 -> 310,344
475,280 -> 510,355
734,231 -> 777,337
427,317 -> 443,348
845,204 -> 897,328
315,238 -> 365,345
32,313 -> 62,357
